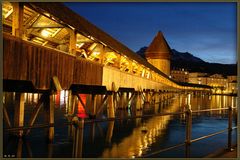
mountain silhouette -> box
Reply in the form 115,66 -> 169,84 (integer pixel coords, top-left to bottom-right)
136,47 -> 237,76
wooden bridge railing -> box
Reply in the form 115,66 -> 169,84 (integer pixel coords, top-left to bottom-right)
3,34 -> 103,90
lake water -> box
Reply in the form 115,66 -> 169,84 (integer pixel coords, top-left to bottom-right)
3,92 -> 237,158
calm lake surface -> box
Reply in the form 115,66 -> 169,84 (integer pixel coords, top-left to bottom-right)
3,92 -> 237,158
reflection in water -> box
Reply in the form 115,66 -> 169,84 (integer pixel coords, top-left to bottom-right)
3,92 -> 237,158
101,96 -> 180,158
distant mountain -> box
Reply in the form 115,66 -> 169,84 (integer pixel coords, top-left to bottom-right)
136,47 -> 237,76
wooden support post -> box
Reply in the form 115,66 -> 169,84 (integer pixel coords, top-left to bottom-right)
92,94 -> 97,117
69,29 -> 76,55
113,92 -> 118,110
91,122 -> 96,143
67,91 -> 77,115
124,92 -> 135,110
31,93 -> 34,103
107,94 -> 115,118
70,95 -> 77,115
44,94 -> 55,142
72,117 -> 84,158
228,106 -> 233,151
162,94 -> 165,107
159,93 -> 162,107
126,92 -> 129,101
67,115 -> 74,140
96,94 -> 109,117
106,121 -> 114,144
185,108 -> 192,144
145,91 -> 149,103
48,143 -> 53,158
123,92 -> 128,110
141,91 -> 146,103
49,94 -> 54,142
136,92 -> 142,111
12,2 -> 24,38
4,92 -> 14,106
16,138 -> 23,158
185,107 -> 192,157
25,141 -> 33,158
118,93 -> 124,110
14,93 -> 25,137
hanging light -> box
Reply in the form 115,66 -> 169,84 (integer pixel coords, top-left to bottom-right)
41,29 -> 51,37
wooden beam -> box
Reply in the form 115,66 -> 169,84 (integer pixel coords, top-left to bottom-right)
31,26 -> 65,29
12,2 -> 24,38
76,94 -> 91,116
24,13 -> 40,28
4,8 -> 13,19
51,76 -> 62,91
114,54 -> 121,69
96,94 -> 108,116
68,28 -> 76,55
30,30 -> 61,44
96,45 -> 104,64
125,92 -> 135,108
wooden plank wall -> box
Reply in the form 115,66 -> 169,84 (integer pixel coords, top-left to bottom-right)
102,66 -> 171,91
3,34 -> 103,90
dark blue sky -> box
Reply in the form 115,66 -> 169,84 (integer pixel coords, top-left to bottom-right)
65,2 -> 236,64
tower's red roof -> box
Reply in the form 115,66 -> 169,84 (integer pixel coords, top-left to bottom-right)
145,31 -> 171,59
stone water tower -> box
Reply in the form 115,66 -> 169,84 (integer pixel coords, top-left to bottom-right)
145,31 -> 171,76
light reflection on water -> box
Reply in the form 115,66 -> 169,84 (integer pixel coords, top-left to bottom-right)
3,92 -> 237,158
101,98 -> 180,158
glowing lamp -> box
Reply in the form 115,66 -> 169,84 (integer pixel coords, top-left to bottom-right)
41,30 -> 50,37
91,51 -> 100,57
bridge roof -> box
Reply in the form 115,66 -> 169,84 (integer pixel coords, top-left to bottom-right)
27,2 -> 171,80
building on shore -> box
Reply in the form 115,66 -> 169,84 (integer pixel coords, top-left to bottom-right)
188,73 -> 236,94
171,70 -> 237,94
226,76 -> 237,94
170,69 -> 189,83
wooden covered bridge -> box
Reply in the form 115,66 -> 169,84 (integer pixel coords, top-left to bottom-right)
2,2 -> 211,141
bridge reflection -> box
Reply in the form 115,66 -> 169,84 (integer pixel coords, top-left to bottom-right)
3,92 -> 237,158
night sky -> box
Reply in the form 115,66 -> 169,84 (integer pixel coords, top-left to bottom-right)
64,2 -> 236,64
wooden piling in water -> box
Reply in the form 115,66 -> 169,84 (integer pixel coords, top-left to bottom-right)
3,105 -> 12,128
72,117 -> 84,158
92,94 -> 97,116
106,121 -> 114,144
16,138 -> 23,158
14,93 -> 25,137
107,94 -> 115,118
26,94 -> 46,135
136,92 -> 142,111
44,93 -> 55,142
